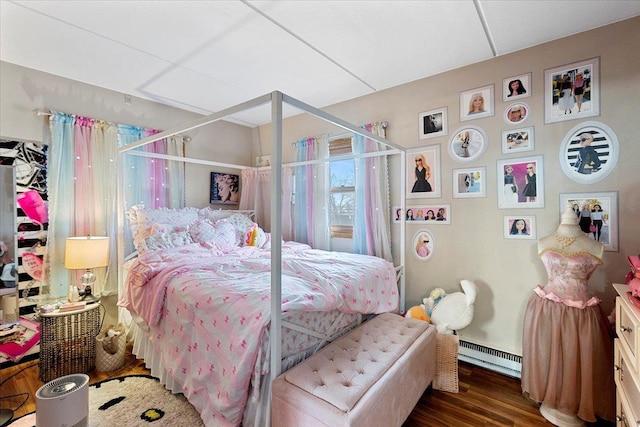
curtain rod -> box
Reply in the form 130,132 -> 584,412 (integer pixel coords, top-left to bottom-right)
290,121 -> 389,146
33,109 -> 191,142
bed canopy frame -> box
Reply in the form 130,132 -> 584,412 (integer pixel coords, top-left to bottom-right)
116,90 -> 407,421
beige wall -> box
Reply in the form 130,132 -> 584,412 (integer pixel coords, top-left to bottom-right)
258,17 -> 640,355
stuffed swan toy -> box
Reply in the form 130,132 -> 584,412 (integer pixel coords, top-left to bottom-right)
430,279 -> 477,335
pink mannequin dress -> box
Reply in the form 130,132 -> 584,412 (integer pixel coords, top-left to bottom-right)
521,249 -> 615,423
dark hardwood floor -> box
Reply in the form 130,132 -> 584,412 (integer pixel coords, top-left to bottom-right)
1,347 -> 615,427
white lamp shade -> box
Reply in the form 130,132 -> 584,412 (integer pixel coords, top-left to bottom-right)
64,236 -> 109,269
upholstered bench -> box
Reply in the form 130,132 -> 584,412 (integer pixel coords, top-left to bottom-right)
271,312 -> 436,427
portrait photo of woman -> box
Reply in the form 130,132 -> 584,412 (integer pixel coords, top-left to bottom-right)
210,172 -> 240,204
460,84 -> 494,121
502,73 -> 531,101
407,146 -> 441,199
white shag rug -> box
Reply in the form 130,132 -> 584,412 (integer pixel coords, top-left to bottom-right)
9,375 -> 204,427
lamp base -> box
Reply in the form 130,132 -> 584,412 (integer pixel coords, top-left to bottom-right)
0,408 -> 13,427
78,286 -> 100,304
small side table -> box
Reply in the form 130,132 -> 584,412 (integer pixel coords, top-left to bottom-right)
39,303 -> 100,382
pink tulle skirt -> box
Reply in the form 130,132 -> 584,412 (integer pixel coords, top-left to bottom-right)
521,293 -> 615,422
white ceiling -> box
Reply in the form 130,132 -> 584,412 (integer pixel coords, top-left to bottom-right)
2,0 -> 639,127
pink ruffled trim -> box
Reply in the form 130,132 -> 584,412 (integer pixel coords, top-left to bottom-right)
533,285 -> 601,309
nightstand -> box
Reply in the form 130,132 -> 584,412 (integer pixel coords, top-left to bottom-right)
39,303 -> 101,382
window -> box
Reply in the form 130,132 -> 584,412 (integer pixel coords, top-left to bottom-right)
329,137 -> 354,238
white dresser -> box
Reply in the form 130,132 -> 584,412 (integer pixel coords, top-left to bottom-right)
614,283 -> 640,427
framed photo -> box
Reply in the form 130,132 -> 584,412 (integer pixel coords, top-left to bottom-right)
504,102 -> 530,125
559,191 -> 618,251
544,57 -> 600,124
501,127 -> 534,154
503,73 -> 531,101
393,204 -> 451,224
406,145 -> 441,199
503,216 -> 537,240
452,167 -> 486,198
496,155 -> 544,209
210,172 -> 240,204
559,121 -> 619,184
419,107 -> 448,140
448,125 -> 488,163
460,84 -> 494,121
412,229 -> 435,261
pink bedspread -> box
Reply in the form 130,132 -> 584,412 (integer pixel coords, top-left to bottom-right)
118,242 -> 398,427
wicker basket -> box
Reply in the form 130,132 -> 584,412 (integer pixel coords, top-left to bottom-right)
95,323 -> 126,372
433,333 -> 459,393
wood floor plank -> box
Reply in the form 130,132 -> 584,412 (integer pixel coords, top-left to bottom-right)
1,346 -> 615,426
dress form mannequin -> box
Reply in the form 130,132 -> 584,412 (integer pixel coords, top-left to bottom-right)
521,206 -> 614,426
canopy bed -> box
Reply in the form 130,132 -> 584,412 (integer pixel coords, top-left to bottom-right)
116,91 -> 408,427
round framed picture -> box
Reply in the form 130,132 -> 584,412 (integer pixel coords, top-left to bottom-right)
504,102 -> 530,125
559,121 -> 619,184
448,126 -> 488,163
412,229 -> 435,261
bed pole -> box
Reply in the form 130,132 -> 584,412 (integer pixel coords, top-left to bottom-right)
268,91 -> 284,427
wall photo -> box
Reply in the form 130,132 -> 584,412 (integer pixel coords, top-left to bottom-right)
406,145 -> 441,199
497,155 -> 544,209
503,73 -> 531,101
504,102 -> 530,125
419,107 -> 447,140
412,229 -> 435,261
559,121 -> 619,185
502,127 -> 534,154
544,57 -> 600,124
503,216 -> 536,240
460,84 -> 494,121
452,167 -> 486,198
448,126 -> 488,163
560,191 -> 618,251
210,172 -> 240,204
393,204 -> 451,224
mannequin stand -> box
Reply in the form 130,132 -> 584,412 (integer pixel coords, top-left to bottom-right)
540,403 -> 586,427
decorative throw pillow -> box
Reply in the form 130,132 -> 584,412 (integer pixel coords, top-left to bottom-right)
198,208 -> 254,223
127,204 -> 199,251
243,224 -> 268,248
139,231 -> 194,254
218,214 -> 256,245
189,220 -> 238,252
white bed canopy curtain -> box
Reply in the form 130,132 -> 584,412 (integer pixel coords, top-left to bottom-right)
239,168 -> 294,241
46,112 -> 185,298
353,122 -> 392,261
293,134 -> 330,250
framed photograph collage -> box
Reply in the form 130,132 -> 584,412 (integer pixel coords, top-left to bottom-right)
409,56 -> 615,245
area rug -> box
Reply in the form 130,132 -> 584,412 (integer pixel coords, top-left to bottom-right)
8,375 -> 204,427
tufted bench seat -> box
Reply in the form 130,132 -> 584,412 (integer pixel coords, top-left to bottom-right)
271,312 -> 436,427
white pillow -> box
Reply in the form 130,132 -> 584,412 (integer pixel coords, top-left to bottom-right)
127,204 -> 199,251
189,220 -> 238,252
139,231 -> 194,254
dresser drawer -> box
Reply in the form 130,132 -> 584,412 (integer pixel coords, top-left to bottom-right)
617,295 -> 639,373
615,339 -> 640,421
616,389 -> 640,427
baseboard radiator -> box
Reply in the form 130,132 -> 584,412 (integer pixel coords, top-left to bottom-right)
458,340 -> 522,379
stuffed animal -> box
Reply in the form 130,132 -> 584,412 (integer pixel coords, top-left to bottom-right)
424,287 -> 446,317
405,304 -> 430,322
430,280 -> 477,335
404,288 -> 446,323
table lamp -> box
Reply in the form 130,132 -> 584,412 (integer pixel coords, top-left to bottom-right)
64,236 -> 109,303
